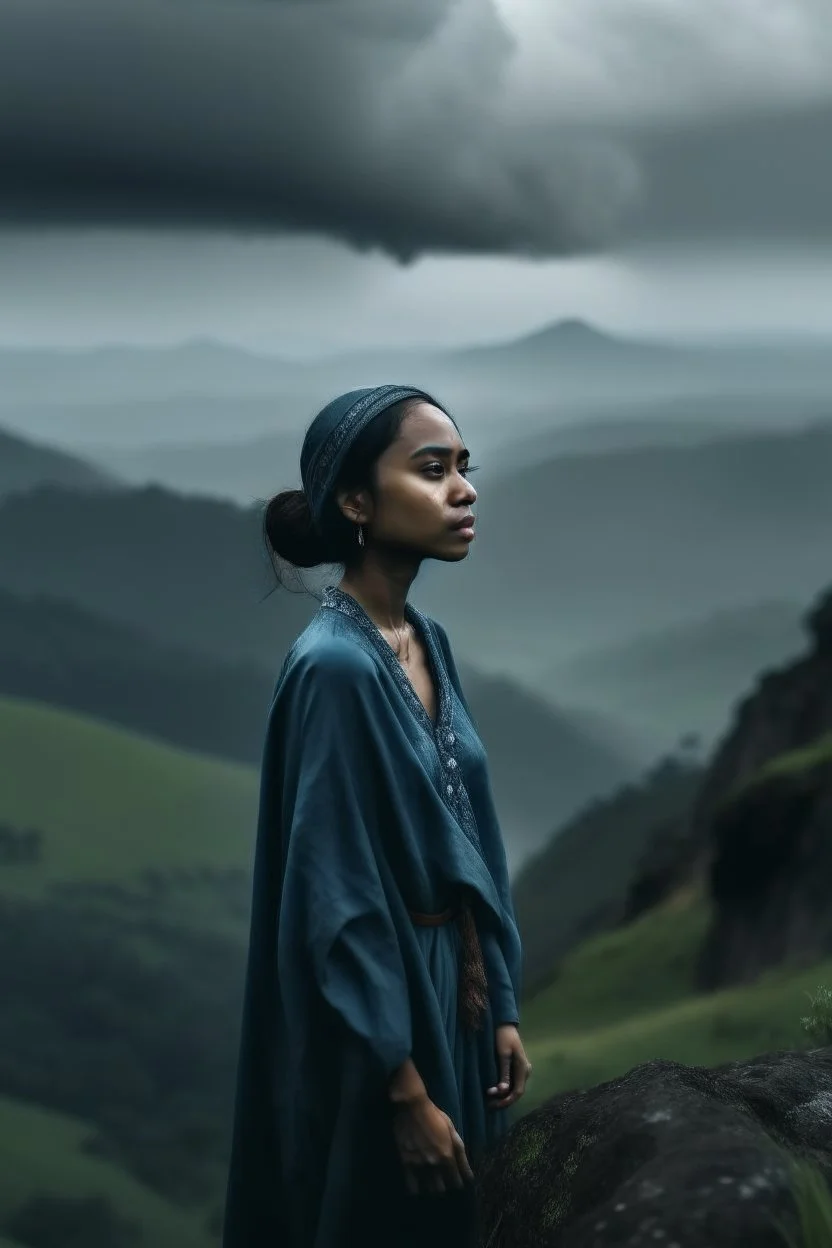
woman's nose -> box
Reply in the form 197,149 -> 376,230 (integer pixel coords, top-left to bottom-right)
456,475 -> 477,504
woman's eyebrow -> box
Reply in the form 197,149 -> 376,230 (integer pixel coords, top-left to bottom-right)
409,444 -> 470,459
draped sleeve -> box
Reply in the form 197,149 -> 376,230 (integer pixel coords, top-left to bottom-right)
275,640 -> 413,1080
479,925 -> 520,1026
427,617 -> 524,1026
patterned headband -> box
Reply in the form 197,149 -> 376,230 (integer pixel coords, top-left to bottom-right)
300,384 -> 452,525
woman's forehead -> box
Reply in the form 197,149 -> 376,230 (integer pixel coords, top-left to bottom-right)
396,402 -> 461,447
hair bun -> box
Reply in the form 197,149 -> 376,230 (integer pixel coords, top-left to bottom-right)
263,489 -> 329,569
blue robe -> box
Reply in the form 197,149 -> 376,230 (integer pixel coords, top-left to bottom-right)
222,585 -> 523,1248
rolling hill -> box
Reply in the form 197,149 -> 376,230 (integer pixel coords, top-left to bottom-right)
415,422 -> 832,673
511,755 -> 703,995
80,401 -> 832,508
7,418 -> 832,688
0,587 -> 278,765
3,325 -> 832,465
543,599 -> 807,750
0,1095 -> 214,1248
0,695 -> 258,1241
88,423 -> 304,503
0,693 -> 258,900
0,425 -> 118,498
0,483 -> 311,667
0,587 -> 638,869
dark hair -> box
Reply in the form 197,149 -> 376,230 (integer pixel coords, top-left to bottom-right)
263,396 -> 419,583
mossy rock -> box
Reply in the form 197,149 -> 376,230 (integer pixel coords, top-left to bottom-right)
476,1049 -> 832,1247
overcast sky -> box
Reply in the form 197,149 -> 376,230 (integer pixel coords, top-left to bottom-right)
1,0 -> 831,352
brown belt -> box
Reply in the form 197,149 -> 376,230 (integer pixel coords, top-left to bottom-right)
409,905 -> 458,927
408,889 -> 489,1031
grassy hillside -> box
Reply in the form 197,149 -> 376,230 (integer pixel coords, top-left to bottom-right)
0,693 -> 258,899
0,588 -> 278,766
0,1096 -> 213,1248
519,886 -> 830,1114
0,696 -> 260,1232
0,583 -> 637,869
512,756 -> 702,993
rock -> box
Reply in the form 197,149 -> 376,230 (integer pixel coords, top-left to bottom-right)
807,587 -> 832,655
688,593 -> 832,864
698,757 -> 832,990
476,1048 -> 832,1248
622,815 -> 698,923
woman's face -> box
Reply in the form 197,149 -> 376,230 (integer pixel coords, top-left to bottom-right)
361,402 -> 478,562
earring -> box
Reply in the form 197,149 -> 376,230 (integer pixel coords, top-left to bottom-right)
357,524 -> 365,548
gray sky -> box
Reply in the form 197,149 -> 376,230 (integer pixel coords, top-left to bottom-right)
1,0 -> 831,351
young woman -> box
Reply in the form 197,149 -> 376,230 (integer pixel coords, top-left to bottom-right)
222,385 -> 530,1248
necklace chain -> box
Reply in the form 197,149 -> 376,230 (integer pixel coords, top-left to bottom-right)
388,620 -> 411,663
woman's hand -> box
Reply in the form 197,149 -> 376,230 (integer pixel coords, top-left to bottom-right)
486,1024 -> 532,1110
392,1095 -> 475,1195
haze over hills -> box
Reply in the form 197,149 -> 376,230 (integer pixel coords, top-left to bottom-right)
0,483 -> 309,668
542,600 -> 807,753
5,417 -> 832,681
4,321 -> 832,458
0,573 -> 638,868
90,425 -> 304,501
81,402 -> 832,507
0,426 -> 120,498
415,422 -> 832,672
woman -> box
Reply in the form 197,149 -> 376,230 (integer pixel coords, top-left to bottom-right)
222,384 -> 530,1248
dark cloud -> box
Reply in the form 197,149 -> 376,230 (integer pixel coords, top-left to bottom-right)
0,0 -> 639,258
0,0 -> 830,259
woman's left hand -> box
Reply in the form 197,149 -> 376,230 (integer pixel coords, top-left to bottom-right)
486,1025 -> 532,1110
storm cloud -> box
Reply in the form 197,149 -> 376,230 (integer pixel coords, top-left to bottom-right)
0,0 -> 830,258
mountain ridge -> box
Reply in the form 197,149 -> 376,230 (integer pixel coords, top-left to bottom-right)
0,424 -> 120,497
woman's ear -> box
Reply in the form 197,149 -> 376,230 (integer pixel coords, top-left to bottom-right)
335,487 -> 370,527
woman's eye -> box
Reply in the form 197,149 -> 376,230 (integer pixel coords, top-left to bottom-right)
423,461 -> 479,477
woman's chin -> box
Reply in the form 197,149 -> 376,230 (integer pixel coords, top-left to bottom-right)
434,544 -> 473,564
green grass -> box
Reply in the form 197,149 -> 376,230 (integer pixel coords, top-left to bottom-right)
521,884 -> 711,1040
0,1095 -> 213,1248
775,1157 -> 832,1248
0,693 -> 258,897
726,732 -> 832,805
520,887 -> 830,1112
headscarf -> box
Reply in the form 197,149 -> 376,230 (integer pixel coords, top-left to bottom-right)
300,385 -> 450,526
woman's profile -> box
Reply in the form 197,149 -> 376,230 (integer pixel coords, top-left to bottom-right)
222,385 -> 530,1248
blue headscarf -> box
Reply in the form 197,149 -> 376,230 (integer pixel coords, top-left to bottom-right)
300,385 -> 452,526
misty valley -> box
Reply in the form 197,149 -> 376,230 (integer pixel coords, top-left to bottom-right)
2,323 -> 832,1245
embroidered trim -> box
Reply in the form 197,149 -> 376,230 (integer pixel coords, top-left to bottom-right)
320,586 -> 484,858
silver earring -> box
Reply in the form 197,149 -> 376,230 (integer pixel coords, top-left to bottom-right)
357,524 -> 365,548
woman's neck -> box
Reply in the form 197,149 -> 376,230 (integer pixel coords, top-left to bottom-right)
338,559 -> 418,632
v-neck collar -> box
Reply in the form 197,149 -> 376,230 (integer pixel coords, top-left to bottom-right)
320,584 -> 449,735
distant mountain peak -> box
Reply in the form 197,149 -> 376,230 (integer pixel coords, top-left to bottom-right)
507,317 -> 619,352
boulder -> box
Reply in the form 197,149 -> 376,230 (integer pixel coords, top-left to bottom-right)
476,1048 -> 832,1248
